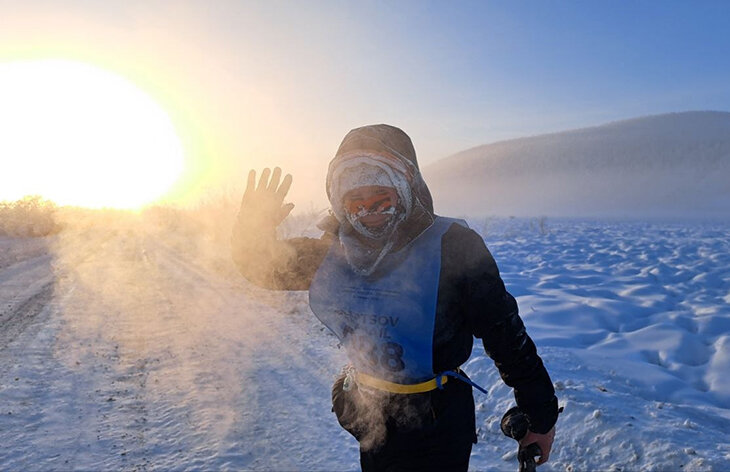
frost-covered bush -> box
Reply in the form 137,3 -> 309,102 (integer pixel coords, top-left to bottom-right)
0,195 -> 60,237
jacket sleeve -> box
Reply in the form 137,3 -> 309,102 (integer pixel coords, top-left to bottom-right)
231,215 -> 334,291
452,225 -> 558,434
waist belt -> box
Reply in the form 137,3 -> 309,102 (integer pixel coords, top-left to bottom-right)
356,371 -> 449,394
348,366 -> 489,395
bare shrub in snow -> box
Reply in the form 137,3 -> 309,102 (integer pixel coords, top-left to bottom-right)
0,195 -> 60,237
530,216 -> 549,235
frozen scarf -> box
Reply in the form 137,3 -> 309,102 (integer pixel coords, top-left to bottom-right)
327,154 -> 414,276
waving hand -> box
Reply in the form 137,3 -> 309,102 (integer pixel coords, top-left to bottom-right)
237,167 -> 295,229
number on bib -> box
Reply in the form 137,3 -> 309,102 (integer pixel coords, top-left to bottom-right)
380,342 -> 406,372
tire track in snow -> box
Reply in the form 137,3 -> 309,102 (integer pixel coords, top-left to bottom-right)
0,248 -> 55,354
0,280 -> 54,353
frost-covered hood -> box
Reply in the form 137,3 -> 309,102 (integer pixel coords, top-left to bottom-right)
323,124 -> 436,275
326,124 -> 434,220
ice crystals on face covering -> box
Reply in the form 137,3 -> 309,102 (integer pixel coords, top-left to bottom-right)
351,205 -> 397,220
344,187 -> 398,219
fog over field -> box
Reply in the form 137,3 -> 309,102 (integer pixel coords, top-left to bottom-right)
425,111 -> 730,219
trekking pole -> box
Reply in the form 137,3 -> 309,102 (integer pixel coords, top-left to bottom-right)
501,406 -> 540,472
501,406 -> 562,472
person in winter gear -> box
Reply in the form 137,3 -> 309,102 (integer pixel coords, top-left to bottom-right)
232,124 -> 558,471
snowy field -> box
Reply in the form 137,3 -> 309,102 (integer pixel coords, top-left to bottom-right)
0,217 -> 729,471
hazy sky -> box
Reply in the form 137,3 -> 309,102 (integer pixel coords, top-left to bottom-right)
1,0 -> 729,207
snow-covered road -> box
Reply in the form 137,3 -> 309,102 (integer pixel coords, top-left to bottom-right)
0,230 -> 355,471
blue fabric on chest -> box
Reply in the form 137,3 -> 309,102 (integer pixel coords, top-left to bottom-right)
310,217 -> 464,384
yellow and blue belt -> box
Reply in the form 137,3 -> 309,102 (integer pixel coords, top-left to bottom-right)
354,368 -> 488,395
356,371 -> 450,394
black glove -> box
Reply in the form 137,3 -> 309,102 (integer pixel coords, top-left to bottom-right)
331,371 -> 366,440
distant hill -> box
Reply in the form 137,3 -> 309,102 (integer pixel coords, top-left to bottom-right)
423,111 -> 730,218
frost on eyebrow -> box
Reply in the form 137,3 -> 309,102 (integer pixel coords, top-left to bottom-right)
344,187 -> 399,218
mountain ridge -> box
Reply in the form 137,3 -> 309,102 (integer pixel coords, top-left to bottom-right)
423,111 -> 730,218
435,111 -> 730,162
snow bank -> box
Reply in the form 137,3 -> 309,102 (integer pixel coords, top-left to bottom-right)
465,218 -> 730,471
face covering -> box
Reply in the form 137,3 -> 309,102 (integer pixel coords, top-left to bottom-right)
343,186 -> 399,240
328,159 -> 412,275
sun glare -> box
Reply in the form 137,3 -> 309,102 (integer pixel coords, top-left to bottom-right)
0,59 -> 184,209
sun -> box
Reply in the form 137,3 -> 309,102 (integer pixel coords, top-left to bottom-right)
0,59 -> 184,209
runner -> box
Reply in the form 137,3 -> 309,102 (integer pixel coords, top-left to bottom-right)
232,124 -> 558,471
